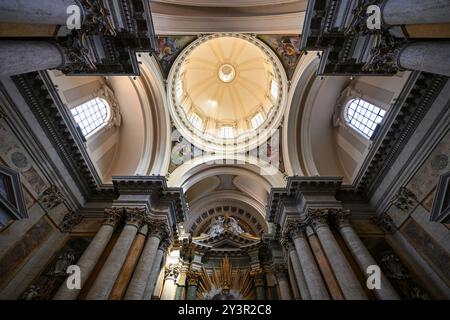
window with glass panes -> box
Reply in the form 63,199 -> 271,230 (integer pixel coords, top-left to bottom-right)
71,98 -> 109,137
345,99 -> 386,138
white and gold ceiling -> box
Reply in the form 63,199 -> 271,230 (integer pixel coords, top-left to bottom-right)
167,33 -> 288,153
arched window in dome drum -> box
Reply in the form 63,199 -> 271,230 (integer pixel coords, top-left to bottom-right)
71,97 -> 110,137
345,98 -> 386,139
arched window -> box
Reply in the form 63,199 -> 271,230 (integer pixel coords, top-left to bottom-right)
71,98 -> 109,137
345,98 -> 386,138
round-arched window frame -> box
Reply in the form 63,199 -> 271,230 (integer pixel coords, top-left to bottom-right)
71,97 -> 111,137
344,98 -> 386,139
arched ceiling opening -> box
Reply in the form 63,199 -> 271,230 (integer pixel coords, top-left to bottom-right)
167,33 -> 288,154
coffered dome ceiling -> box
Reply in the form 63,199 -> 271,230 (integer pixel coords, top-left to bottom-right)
167,33 -> 287,153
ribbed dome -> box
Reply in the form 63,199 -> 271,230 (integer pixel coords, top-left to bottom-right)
168,33 -> 287,153
179,36 -> 275,127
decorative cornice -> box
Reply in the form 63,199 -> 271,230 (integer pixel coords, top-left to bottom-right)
112,176 -> 187,224
266,177 -> 343,223
11,72 -> 99,197
357,73 -> 449,194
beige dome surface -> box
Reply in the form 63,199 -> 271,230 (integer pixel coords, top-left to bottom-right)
168,33 -> 287,153
180,36 -> 275,125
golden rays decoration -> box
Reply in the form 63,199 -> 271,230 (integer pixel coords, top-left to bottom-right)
196,256 -> 256,300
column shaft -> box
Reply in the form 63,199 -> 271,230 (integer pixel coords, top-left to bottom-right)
256,286 -> 266,300
398,42 -> 450,77
293,236 -> 330,299
160,264 -> 180,300
314,223 -> 368,300
53,223 -> 115,300
276,276 -> 292,300
161,279 -> 177,300
0,0 -> 80,25
85,224 -> 139,300
338,223 -> 400,300
142,249 -> 165,300
124,235 -> 161,300
307,232 -> 344,300
109,229 -> 146,300
0,41 -> 63,77
186,285 -> 197,300
288,248 -> 311,300
382,0 -> 450,25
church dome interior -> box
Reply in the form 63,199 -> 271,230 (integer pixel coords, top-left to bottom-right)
0,0 -> 449,305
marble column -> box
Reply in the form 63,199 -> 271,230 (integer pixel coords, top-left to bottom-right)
309,209 -> 368,300
53,208 -> 122,300
398,42 -> 450,77
273,264 -> 292,300
0,41 -> 64,77
152,267 -> 165,299
0,0 -> 82,25
288,224 -> 330,300
109,225 -> 148,300
160,263 -> 181,300
85,207 -> 145,300
124,220 -> 169,300
250,269 -> 266,300
382,0 -> 450,25
282,238 -> 311,300
186,270 -> 200,300
142,244 -> 169,300
333,210 -> 400,300
306,226 -> 344,300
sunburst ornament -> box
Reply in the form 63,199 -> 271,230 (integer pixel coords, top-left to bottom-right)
196,256 -> 255,300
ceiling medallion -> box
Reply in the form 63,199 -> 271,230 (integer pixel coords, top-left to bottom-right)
218,64 -> 236,83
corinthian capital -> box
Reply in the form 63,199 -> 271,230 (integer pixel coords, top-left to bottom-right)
284,221 -> 306,240
103,207 -> 124,227
330,209 -> 352,227
280,235 -> 295,251
272,263 -> 288,279
148,220 -> 170,240
186,270 -> 201,286
165,263 -> 181,280
250,268 -> 265,287
307,208 -> 330,229
124,207 -> 146,228
158,236 -> 172,252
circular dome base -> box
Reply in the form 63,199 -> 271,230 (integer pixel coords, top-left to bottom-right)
167,33 -> 288,154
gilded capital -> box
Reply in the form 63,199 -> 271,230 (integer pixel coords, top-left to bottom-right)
186,270 -> 201,286
250,268 -> 265,287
